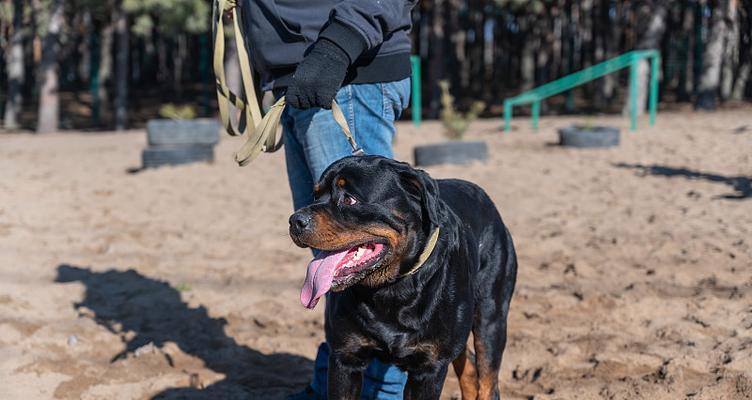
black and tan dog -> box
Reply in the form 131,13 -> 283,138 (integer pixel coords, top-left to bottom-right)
289,156 -> 517,400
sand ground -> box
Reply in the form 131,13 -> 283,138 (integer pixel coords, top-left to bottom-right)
1,109 -> 751,399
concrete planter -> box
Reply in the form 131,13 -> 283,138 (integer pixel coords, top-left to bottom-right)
142,119 -> 220,169
558,125 -> 620,148
414,140 -> 488,167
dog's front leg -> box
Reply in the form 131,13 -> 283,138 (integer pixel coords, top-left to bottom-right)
404,363 -> 449,400
328,352 -> 367,399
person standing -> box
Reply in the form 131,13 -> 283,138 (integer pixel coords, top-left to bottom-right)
239,1 -> 418,398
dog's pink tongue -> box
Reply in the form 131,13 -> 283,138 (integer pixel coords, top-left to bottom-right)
300,249 -> 350,309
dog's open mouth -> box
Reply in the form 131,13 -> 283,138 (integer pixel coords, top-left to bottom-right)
300,241 -> 388,309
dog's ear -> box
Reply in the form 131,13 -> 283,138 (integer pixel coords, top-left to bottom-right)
398,166 -> 440,232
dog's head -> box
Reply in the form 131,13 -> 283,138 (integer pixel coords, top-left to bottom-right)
289,156 -> 441,309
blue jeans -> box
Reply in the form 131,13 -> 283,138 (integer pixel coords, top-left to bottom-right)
281,78 -> 411,400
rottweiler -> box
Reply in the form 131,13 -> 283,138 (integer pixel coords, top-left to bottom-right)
289,155 -> 517,400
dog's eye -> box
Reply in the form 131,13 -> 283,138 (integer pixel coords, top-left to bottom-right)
341,195 -> 357,206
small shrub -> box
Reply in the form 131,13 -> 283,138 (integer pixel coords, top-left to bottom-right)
439,80 -> 485,140
159,104 -> 197,120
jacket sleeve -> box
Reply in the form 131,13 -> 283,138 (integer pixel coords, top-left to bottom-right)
318,0 -> 417,63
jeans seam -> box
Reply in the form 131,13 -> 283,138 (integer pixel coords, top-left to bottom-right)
346,85 -> 355,142
381,82 -> 388,120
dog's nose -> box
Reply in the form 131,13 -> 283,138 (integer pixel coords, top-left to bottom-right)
289,212 -> 312,234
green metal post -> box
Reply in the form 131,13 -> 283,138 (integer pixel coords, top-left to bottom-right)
504,100 -> 512,133
629,59 -> 639,132
410,55 -> 422,127
649,54 -> 660,127
501,50 -> 661,135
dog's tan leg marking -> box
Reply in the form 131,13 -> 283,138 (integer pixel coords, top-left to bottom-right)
473,337 -> 500,400
452,347 -> 479,400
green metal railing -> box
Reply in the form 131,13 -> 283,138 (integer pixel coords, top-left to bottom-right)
503,50 -> 661,132
410,55 -> 422,127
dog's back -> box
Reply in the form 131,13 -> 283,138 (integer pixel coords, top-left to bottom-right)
439,178 -> 518,399
438,178 -> 516,283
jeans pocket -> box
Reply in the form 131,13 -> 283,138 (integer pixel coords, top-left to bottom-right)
382,78 -> 411,121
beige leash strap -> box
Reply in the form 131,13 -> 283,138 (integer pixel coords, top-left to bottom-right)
233,98 -> 363,166
213,0 -> 261,136
213,0 -> 363,166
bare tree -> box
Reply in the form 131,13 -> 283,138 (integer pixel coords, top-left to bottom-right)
98,12 -> 115,122
427,0 -> 447,118
596,0 -> 617,105
37,0 -> 65,133
4,0 -> 25,130
624,1 -> 667,117
78,11 -> 92,83
680,1 -> 697,100
520,16 -> 536,91
174,33 -> 186,97
696,0 -> 729,110
733,1 -> 751,100
114,0 -> 128,130
721,0 -> 739,100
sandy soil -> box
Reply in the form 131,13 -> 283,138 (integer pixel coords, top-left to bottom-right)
1,108 -> 751,400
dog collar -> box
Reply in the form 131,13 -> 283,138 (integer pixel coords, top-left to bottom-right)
399,227 -> 440,277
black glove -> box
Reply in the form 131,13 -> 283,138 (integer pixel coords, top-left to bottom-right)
286,39 -> 350,110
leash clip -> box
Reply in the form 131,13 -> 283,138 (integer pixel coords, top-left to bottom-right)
351,148 -> 364,156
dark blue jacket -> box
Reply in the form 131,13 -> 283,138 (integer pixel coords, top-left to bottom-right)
241,0 -> 416,89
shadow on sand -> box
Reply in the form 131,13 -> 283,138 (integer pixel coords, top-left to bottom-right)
55,264 -> 312,399
613,163 -> 752,200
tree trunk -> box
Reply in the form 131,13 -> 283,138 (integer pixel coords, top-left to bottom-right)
471,9 -> 485,101
36,0 -> 65,133
174,34 -> 186,98
518,11 -> 538,92
157,31 -> 168,82
720,0 -> 738,101
4,0 -> 25,130
520,31 -> 535,90
114,1 -> 128,130
571,1 -> 581,73
78,11 -> 92,83
599,0 -> 620,105
447,0 -> 462,96
579,0 -> 594,100
551,1 -> 562,79
696,0 -> 729,110
482,15 -> 494,101
98,17 -> 114,121
731,0 -> 751,100
677,1 -> 695,101
731,62 -> 750,100
624,2 -> 667,117
143,27 -> 156,83
427,0 -> 446,118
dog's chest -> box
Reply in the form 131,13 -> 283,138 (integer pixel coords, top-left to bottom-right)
361,306 -> 469,369
370,332 -> 441,370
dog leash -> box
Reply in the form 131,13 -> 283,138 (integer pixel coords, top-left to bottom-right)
212,0 -> 363,166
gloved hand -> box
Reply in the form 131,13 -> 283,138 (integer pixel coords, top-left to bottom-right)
286,39 -> 350,110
